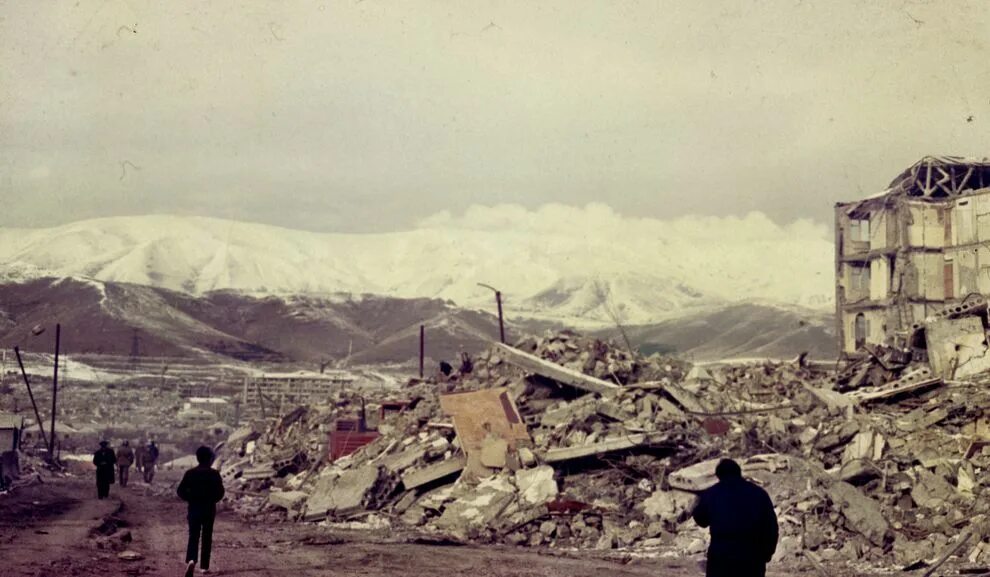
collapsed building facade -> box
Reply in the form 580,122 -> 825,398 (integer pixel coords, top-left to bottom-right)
835,156 -> 990,358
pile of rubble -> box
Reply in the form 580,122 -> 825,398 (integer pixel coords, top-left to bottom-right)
218,320 -> 990,573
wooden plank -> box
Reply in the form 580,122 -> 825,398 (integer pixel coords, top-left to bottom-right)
492,343 -> 620,394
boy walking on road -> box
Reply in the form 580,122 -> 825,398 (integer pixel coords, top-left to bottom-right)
178,446 -> 225,576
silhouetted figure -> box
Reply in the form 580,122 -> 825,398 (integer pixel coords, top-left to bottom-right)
178,446 -> 225,575
92,441 -> 117,499
692,459 -> 779,577
134,441 -> 148,480
143,440 -> 159,483
116,440 -> 134,487
439,361 -> 453,376
458,351 -> 474,375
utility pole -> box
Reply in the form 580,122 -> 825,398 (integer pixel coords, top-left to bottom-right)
50,324 -> 60,459
14,347 -> 49,452
419,325 -> 425,379
477,284 -> 506,344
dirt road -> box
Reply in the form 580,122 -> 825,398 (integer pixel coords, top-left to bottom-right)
0,471 -> 801,577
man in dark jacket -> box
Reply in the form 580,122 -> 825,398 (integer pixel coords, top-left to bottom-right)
116,440 -> 134,487
692,459 -> 779,577
92,440 -> 117,499
177,446 -> 225,576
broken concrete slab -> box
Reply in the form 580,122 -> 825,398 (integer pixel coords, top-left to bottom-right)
541,433 -> 668,464
514,466 -> 558,505
435,475 -> 518,535
841,430 -> 885,465
641,489 -> 697,524
401,455 -> 467,490
926,316 -> 990,379
302,465 -> 383,521
846,367 -> 941,403
668,455 -> 789,492
493,342 -> 620,395
381,445 -> 428,474
802,382 -> 856,411
269,490 -> 309,511
826,481 -> 890,547
911,469 -> 956,510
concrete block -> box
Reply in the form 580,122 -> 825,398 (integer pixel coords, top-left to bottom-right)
515,465 -> 558,505
641,489 -> 697,523
826,481 -> 890,546
269,490 -> 309,510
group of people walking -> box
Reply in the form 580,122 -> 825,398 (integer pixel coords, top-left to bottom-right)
91,439 -> 159,498
93,439 -> 225,575
93,435 -> 774,577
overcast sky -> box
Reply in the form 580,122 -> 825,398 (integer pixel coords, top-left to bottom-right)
2,0 -> 988,232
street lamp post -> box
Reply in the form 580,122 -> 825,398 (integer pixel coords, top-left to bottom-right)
477,284 -> 506,344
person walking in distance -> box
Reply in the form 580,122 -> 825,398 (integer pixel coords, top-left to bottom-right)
177,446 -> 225,576
134,441 -> 148,481
116,440 -> 134,487
692,459 -> 779,577
92,440 -> 117,499
143,440 -> 159,483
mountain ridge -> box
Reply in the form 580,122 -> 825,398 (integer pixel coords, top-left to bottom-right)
0,212 -> 835,326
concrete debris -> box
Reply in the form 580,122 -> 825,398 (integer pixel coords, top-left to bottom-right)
213,330 -> 990,574
641,489 -> 697,524
268,490 -> 309,511
826,482 -> 890,547
514,465 -> 557,505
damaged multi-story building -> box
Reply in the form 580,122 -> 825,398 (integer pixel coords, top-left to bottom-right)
835,156 -> 990,357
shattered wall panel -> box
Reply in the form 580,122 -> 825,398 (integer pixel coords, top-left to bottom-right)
979,247 -> 990,294
869,210 -> 887,251
954,198 -> 976,245
870,257 -> 889,301
954,248 -> 978,297
923,253 -> 945,301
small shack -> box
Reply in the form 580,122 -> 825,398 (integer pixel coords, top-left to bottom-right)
0,413 -> 24,487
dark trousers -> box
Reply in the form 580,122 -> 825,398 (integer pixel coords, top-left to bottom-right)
186,507 -> 216,570
706,557 -> 766,577
97,479 -> 110,499
118,466 -> 130,487
143,465 -> 155,483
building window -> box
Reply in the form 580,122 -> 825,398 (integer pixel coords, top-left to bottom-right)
850,219 -> 870,243
854,313 -> 868,349
849,264 -> 871,294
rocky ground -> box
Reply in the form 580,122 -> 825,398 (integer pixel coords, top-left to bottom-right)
0,470 -> 815,577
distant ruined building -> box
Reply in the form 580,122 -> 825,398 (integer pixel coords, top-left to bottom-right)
835,156 -> 990,357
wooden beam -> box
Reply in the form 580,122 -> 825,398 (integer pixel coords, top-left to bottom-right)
492,343 -> 620,394
958,166 -> 974,193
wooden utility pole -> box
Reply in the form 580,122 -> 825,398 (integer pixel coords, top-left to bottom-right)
14,347 -> 49,451
50,324 -> 60,458
478,284 -> 506,344
419,325 -> 425,379
495,290 -> 505,344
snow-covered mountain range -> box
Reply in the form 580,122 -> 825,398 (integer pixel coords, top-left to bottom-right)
0,206 -> 834,326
